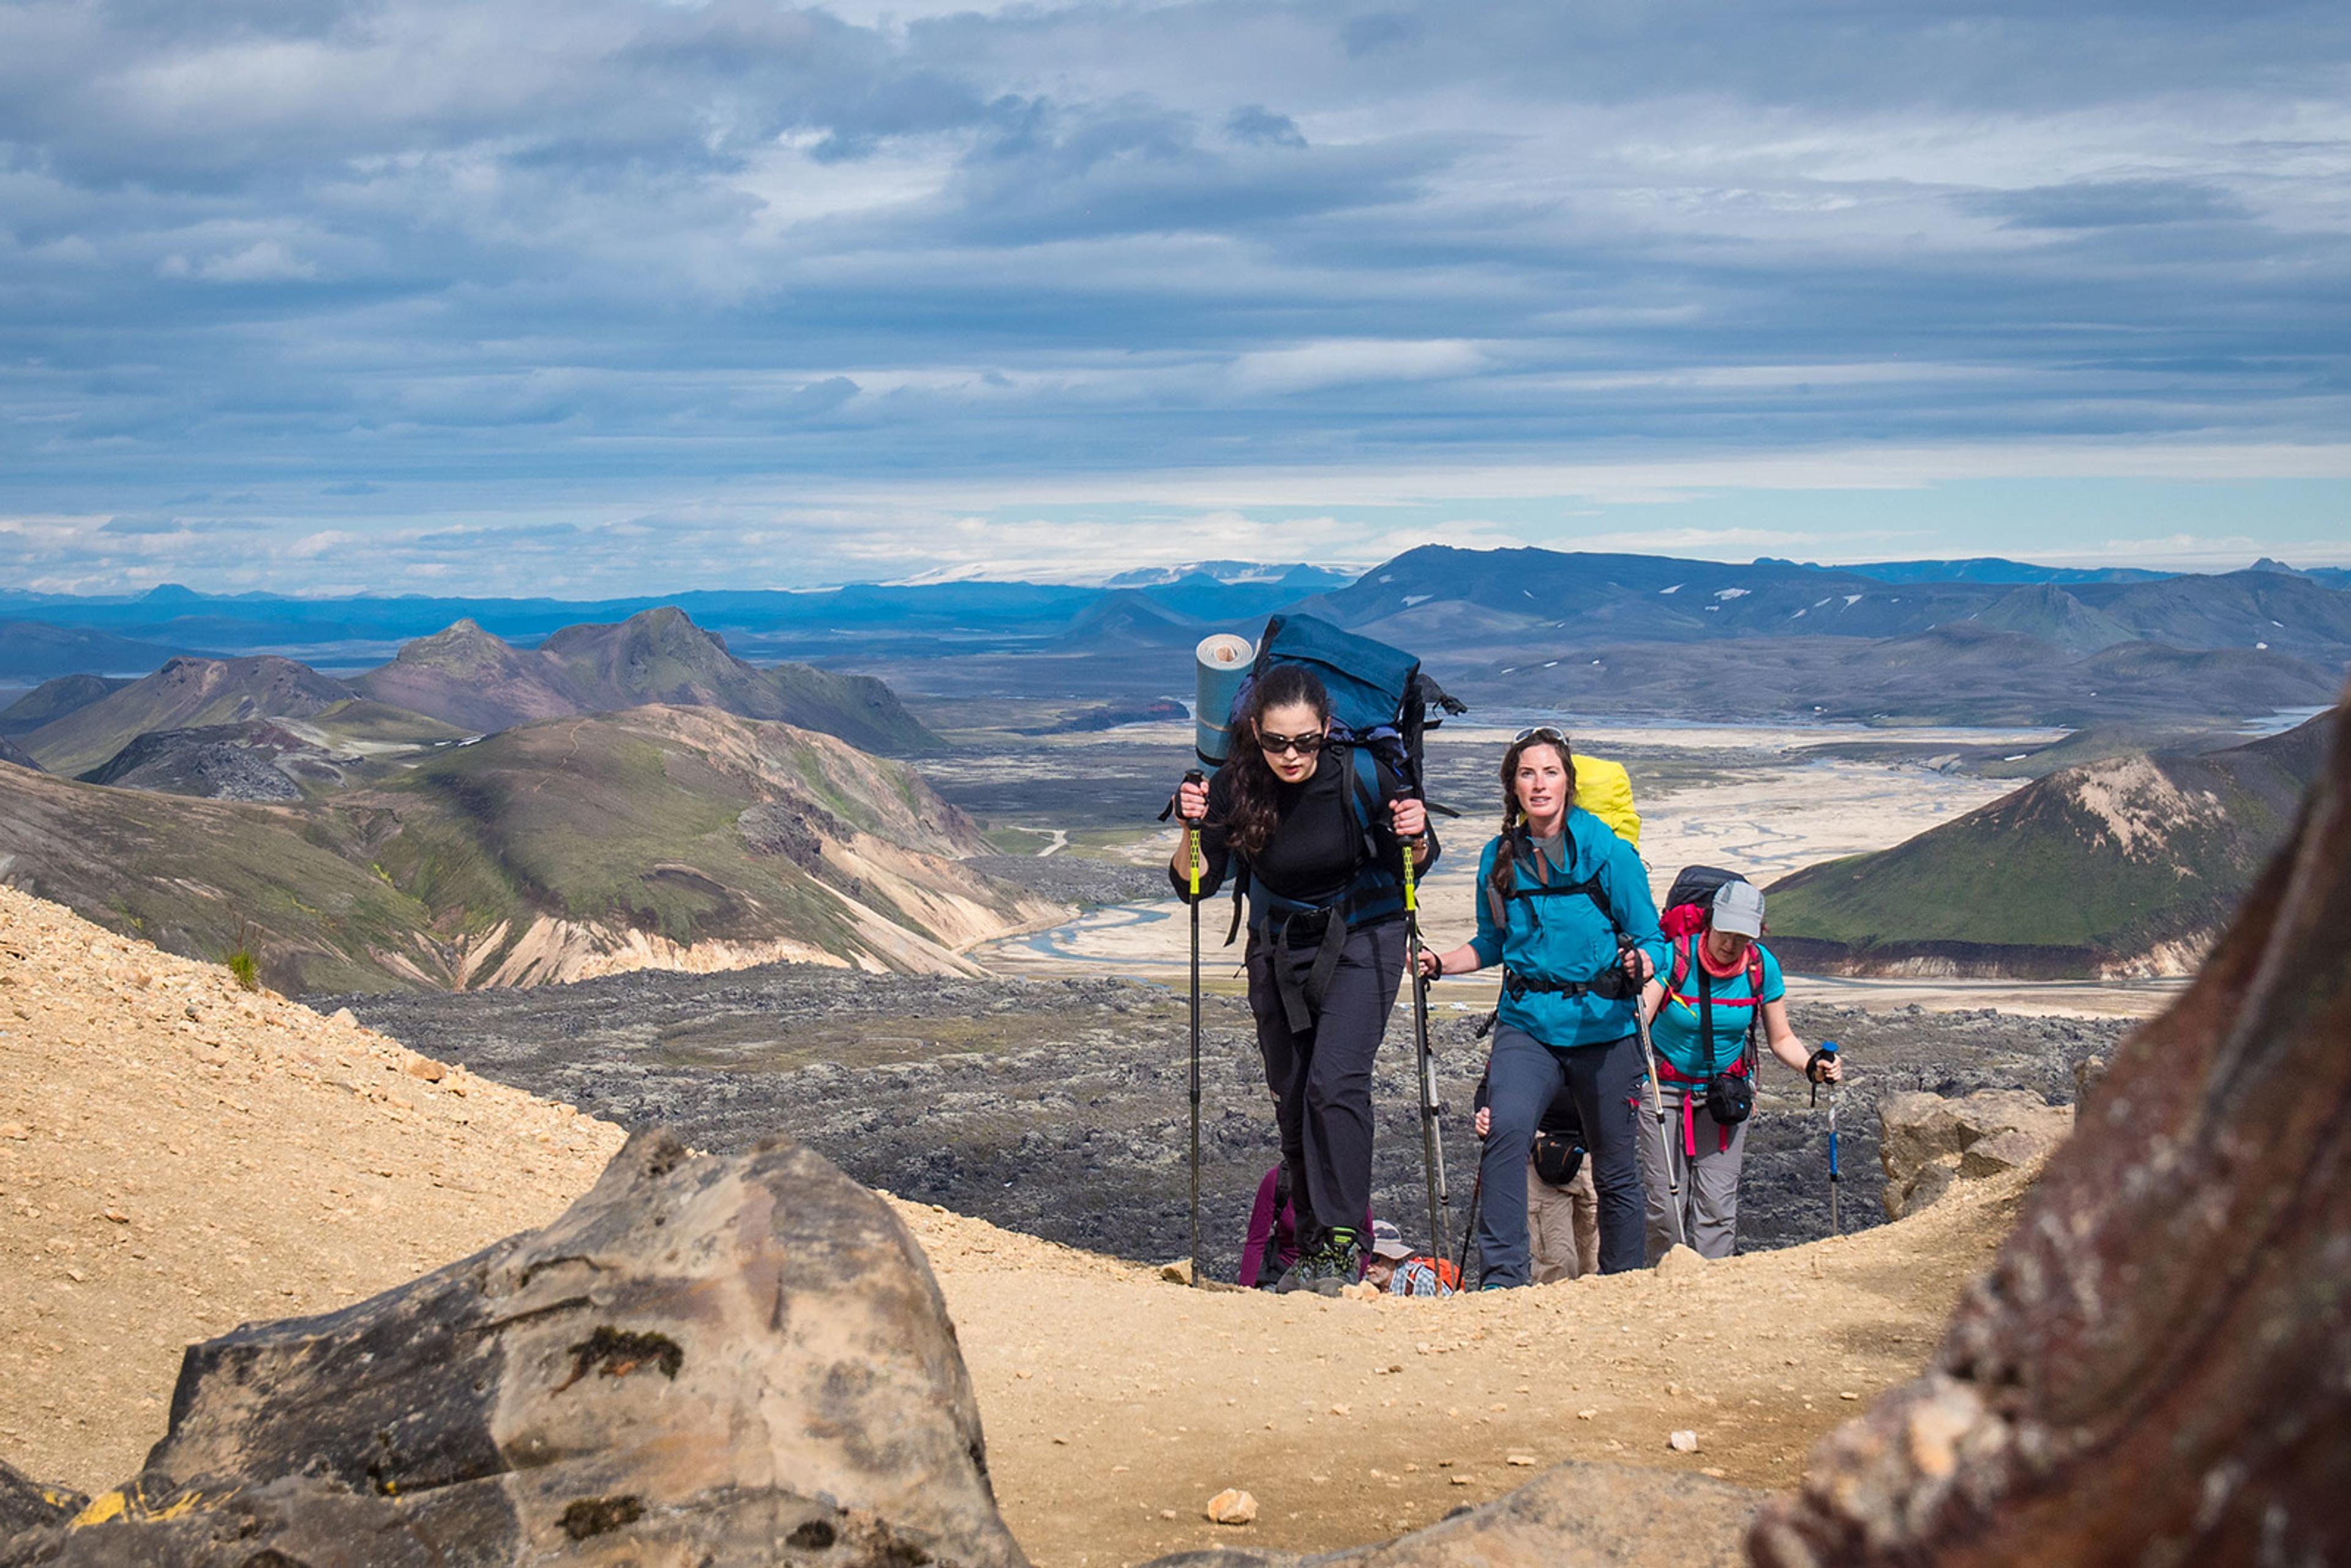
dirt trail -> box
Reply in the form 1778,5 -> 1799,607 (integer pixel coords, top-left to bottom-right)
2,884 -> 2012,1568
899,1177 -> 2018,1567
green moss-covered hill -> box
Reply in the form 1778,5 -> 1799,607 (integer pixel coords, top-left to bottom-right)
0,706 -> 1048,996
1766,709 -> 2335,978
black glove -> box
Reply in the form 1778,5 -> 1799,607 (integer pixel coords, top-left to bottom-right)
1805,1049 -> 1832,1084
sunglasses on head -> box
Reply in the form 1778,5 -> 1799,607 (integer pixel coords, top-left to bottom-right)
1258,730 -> 1325,756
1513,726 -> 1569,746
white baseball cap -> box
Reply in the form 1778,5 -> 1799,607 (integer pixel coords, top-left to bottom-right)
1711,879 -> 1766,938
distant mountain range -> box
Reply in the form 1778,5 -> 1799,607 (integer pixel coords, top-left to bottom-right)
0,620 -> 196,680
1766,710 -> 2336,978
0,705 -> 1056,994
4,549 -> 2347,730
5,552 -> 2344,671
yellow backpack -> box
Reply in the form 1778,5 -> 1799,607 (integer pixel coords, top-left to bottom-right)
1572,754 -> 1641,848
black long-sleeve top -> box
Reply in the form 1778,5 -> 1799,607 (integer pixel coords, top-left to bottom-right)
1168,747 -> 1437,907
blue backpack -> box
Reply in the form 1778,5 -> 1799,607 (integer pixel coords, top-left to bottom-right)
1219,616 -> 1463,1026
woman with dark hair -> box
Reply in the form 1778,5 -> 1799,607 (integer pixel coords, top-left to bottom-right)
1417,727 -> 1663,1281
1171,663 -> 1434,1294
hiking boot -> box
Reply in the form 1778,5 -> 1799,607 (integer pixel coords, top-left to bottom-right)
1275,1228 -> 1363,1296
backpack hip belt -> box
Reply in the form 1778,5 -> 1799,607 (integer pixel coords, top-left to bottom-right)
1501,965 -> 1639,1003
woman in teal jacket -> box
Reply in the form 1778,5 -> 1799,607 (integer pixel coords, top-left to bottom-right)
1420,728 -> 1664,1280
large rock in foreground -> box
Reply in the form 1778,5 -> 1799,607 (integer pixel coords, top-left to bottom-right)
1753,686 -> 2351,1564
1876,1089 -> 2072,1219
3,1128 -> 1026,1567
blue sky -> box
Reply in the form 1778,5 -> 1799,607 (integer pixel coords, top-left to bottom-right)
2,0 -> 2347,594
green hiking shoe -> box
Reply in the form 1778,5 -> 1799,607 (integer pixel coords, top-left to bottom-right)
1275,1228 -> 1363,1296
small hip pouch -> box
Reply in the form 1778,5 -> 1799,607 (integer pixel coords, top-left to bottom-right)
1703,1071 -> 1753,1127
1531,1131 -> 1586,1188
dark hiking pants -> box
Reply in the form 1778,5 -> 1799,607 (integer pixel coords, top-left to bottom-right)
1476,1027 -> 1647,1283
1245,918 -> 1406,1248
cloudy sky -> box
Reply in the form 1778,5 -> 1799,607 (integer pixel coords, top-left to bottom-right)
3,0 -> 2347,594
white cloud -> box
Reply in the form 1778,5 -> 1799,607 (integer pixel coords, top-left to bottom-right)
160,239 -> 319,283
1226,339 -> 1489,396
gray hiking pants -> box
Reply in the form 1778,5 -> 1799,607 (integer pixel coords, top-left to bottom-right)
1638,1081 -> 1750,1262
1477,1027 -> 1648,1284
1245,918 -> 1406,1246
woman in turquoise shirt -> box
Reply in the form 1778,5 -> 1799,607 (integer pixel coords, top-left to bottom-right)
1419,728 -> 1664,1281
1637,879 -> 1842,1259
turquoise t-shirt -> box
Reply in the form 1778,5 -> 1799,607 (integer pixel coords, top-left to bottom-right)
1650,935 -> 1784,1082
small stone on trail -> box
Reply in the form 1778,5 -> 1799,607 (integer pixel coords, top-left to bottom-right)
1160,1509 -> 1177,1519
1330,1403 -> 1350,1416
1669,1430 -> 1701,1453
401,1053 -> 446,1083
1577,1409 -> 1597,1420
1449,1475 -> 1471,1487
0,1123 -> 27,1140
1205,1488 -> 1258,1525
1507,1454 -> 1537,1466
1840,1390 -> 1859,1400
1160,1261 -> 1192,1284
328,1007 -> 358,1027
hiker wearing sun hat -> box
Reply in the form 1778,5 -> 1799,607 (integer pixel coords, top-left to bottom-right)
1360,1220 -> 1460,1297
1636,875 -> 1842,1261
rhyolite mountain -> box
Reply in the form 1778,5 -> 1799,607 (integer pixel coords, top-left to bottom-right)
23,608 -> 937,792
73,703 -> 469,801
20,655 -> 358,778
0,705 -> 1052,994
0,674 -> 132,735
1766,710 -> 2336,978
354,608 -> 940,755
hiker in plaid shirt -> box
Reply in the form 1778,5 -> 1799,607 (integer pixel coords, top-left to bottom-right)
1362,1220 -> 1459,1296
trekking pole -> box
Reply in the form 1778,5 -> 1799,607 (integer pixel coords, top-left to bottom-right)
1823,1041 -> 1842,1237
1182,768 -> 1207,1288
1400,803 -> 1449,1265
1632,992 -> 1689,1251
1455,1163 -> 1483,1289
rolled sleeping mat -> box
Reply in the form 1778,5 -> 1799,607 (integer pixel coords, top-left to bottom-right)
1193,633 -> 1256,765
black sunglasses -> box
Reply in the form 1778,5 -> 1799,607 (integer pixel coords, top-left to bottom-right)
1258,730 -> 1325,756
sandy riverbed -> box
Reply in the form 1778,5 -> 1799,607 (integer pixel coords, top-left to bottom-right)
975,723 -> 2172,1019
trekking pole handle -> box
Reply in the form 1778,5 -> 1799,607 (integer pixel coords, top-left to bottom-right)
1180,768 -> 1207,896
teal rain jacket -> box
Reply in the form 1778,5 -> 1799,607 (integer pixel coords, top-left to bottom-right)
1468,807 -> 1667,1048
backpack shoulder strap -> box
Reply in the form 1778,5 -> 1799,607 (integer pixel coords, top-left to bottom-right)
1743,947 -> 1766,1060
1697,943 -> 1718,1077
1344,744 -> 1383,854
